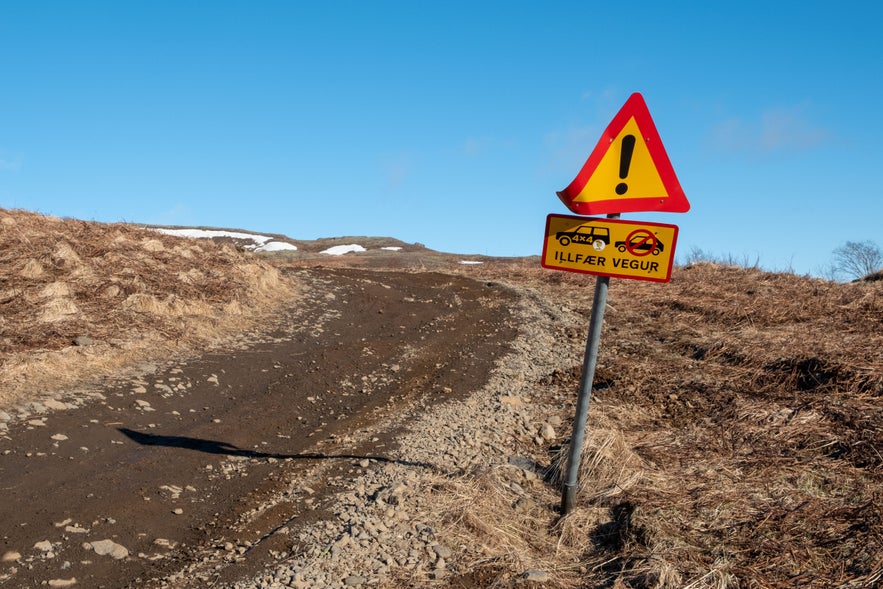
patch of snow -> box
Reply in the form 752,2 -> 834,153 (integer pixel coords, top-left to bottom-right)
255,241 -> 297,252
321,244 -> 367,256
458,261 -> 484,265
381,246 -> 403,251
152,228 -> 297,252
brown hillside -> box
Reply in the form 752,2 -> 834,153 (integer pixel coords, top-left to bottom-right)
0,208 -> 296,408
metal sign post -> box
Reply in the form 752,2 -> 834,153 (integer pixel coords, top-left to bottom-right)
560,270 -> 611,514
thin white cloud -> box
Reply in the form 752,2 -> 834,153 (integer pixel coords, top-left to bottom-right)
543,124 -> 603,175
579,87 -> 620,108
380,153 -> 413,191
0,156 -> 22,171
461,136 -> 516,158
758,108 -> 827,150
463,136 -> 494,157
710,105 -> 828,153
543,87 -> 626,174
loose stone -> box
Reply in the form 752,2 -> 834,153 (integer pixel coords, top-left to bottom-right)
522,569 -> 551,583
86,539 -> 129,559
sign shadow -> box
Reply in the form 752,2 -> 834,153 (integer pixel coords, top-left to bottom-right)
117,427 -> 434,470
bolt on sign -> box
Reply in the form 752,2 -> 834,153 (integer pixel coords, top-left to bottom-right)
557,92 -> 690,216
542,214 -> 678,283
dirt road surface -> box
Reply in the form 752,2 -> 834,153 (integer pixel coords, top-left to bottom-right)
0,267 -> 517,588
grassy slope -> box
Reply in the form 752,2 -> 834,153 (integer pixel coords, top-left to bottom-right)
0,208 -> 295,408
2,209 -> 881,587
429,260 -> 882,588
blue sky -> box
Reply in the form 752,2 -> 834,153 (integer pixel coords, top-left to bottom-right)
1,1 -> 881,276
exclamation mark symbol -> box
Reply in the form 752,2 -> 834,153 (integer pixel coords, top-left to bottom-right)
615,134 -> 636,195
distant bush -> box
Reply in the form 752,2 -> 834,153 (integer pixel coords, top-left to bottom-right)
825,240 -> 883,282
679,246 -> 764,271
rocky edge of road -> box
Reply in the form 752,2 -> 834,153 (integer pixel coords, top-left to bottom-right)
151,282 -> 575,589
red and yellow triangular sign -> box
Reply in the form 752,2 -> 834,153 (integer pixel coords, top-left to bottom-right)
557,93 -> 690,215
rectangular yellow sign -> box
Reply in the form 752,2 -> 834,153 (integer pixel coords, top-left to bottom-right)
541,214 -> 678,283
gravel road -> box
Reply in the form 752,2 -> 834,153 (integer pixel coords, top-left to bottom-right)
2,267 -> 566,588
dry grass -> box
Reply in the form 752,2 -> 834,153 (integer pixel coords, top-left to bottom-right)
428,260 -> 883,588
0,208 -> 297,409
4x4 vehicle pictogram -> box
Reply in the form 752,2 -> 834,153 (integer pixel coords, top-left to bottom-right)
555,225 -> 610,250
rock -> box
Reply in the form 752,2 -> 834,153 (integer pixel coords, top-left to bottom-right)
343,575 -> 367,586
65,525 -> 89,534
87,539 -> 128,559
72,335 -> 94,346
507,455 -> 537,472
160,484 -> 183,498
514,496 -> 536,513
522,569 -> 551,583
499,395 -> 525,408
34,540 -> 54,552
48,578 -> 77,587
44,400 -> 68,411
431,544 -> 453,559
0,411 -> 10,422
51,434 -> 69,441
1,550 -> 21,562
540,423 -> 556,441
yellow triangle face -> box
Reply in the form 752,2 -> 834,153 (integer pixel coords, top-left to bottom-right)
573,118 -> 669,203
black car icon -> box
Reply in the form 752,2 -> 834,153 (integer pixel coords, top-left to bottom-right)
614,234 -> 664,255
556,225 -> 610,248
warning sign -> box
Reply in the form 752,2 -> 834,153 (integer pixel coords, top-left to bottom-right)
557,93 -> 690,216
541,214 -> 678,283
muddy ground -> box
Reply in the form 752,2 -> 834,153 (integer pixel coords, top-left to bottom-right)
0,267 -> 517,588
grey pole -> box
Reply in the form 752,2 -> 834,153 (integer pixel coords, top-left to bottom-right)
560,213 -> 619,515
560,274 -> 610,514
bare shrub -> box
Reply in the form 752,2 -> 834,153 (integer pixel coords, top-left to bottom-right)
830,240 -> 883,281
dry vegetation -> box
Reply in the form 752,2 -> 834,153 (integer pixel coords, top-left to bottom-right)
2,209 -> 881,587
0,208 -> 296,408
423,262 -> 883,588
